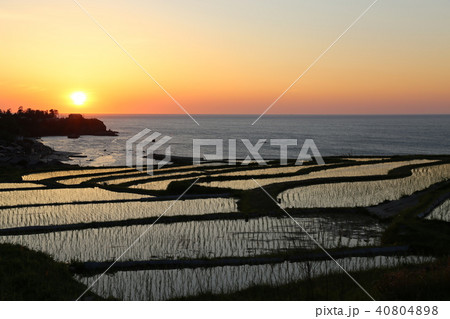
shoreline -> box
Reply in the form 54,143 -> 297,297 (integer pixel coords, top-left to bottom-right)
0,138 -> 73,167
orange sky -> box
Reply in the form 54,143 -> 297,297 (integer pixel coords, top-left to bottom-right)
1,0 -> 449,114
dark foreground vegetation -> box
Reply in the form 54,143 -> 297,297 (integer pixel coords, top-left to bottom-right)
0,244 -> 103,300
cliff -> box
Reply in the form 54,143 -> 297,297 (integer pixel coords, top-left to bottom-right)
0,108 -> 117,167
0,108 -> 117,139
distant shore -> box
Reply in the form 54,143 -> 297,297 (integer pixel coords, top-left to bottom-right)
0,109 -> 118,167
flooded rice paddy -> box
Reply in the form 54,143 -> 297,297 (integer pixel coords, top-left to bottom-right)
0,214 -> 383,262
279,164 -> 450,208
198,159 -> 435,190
77,256 -> 433,300
426,199 -> 450,222
1,157 -> 448,300
0,187 -> 149,207
0,197 -> 238,228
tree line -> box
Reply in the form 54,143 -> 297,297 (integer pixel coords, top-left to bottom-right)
0,107 -> 115,140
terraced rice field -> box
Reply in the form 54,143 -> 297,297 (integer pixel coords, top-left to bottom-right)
57,173 -> 142,185
0,215 -> 383,262
1,156 -> 448,300
0,197 -> 237,228
0,187 -> 149,207
77,256 -> 433,300
125,166 -> 310,190
22,167 -> 134,181
343,157 -> 389,162
130,177 -> 199,191
0,183 -> 44,189
104,170 -> 201,186
279,163 -> 450,208
426,199 -> 450,222
125,160 -> 429,191
198,159 -> 435,190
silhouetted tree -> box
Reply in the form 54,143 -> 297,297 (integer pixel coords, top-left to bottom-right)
0,107 -> 116,140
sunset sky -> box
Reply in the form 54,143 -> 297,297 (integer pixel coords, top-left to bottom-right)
1,0 -> 449,115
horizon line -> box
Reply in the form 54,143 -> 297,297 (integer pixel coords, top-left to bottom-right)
63,113 -> 450,116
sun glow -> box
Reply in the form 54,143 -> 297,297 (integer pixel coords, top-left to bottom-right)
71,92 -> 87,106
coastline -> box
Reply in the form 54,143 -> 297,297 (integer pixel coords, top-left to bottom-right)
0,110 -> 119,168
0,138 -> 73,168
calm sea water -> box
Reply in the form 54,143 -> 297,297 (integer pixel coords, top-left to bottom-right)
41,115 -> 450,166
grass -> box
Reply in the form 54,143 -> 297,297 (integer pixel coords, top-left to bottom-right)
175,258 -> 450,301
0,243 -> 104,300
382,182 -> 450,256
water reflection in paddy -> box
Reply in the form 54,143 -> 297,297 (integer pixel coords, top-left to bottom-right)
77,256 -> 432,300
425,199 -> 450,222
0,197 -> 238,228
0,214 -> 384,262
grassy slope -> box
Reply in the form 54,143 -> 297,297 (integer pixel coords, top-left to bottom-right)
382,182 -> 450,255
0,243 -> 104,301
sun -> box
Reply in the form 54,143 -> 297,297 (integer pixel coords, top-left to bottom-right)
71,91 -> 87,106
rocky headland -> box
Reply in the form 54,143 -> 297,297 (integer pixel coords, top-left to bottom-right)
0,108 -> 117,167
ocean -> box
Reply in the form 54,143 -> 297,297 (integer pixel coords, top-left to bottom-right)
41,115 -> 450,166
